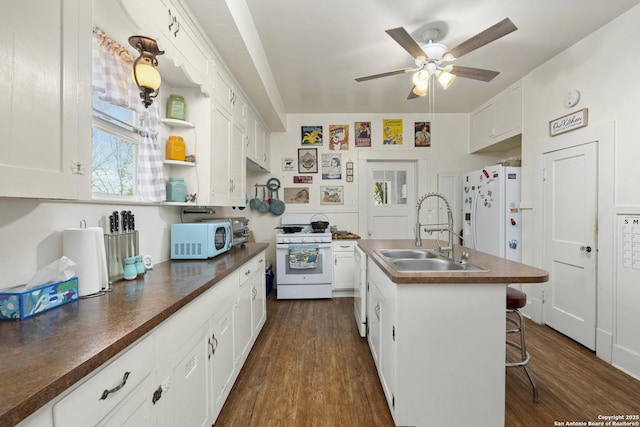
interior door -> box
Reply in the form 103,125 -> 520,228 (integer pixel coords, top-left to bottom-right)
543,141 -> 598,350
366,161 -> 416,239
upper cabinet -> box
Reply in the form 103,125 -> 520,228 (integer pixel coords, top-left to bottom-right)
0,0 -> 92,199
469,82 -> 522,153
120,0 -> 211,95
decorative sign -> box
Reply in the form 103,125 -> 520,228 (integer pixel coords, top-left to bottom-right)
293,175 -> 313,184
549,108 -> 588,137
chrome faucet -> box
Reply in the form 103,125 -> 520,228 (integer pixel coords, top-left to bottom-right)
415,192 -> 460,261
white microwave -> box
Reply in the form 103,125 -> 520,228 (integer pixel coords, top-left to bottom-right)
170,221 -> 232,259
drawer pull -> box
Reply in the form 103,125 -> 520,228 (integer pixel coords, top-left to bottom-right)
99,371 -> 130,400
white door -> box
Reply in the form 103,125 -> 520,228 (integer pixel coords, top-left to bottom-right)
543,142 -> 597,350
365,161 -> 416,238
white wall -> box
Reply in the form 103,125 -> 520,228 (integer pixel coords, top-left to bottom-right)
0,199 -> 181,289
520,4 -> 640,376
245,112 -> 503,262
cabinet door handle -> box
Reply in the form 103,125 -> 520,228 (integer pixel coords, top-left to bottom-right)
99,371 -> 131,400
375,303 -> 380,321
174,20 -> 180,37
168,9 -> 174,32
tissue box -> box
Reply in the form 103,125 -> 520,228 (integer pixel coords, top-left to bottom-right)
0,277 -> 79,320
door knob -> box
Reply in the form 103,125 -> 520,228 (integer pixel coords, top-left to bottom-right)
580,245 -> 592,253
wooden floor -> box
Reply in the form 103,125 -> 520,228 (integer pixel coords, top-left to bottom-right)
215,295 -> 640,427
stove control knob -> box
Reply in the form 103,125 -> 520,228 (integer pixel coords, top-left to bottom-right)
282,238 -> 290,243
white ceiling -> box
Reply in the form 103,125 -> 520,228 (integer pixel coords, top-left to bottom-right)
186,0 -> 639,117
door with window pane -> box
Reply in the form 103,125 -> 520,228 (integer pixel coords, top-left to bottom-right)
366,161 -> 416,239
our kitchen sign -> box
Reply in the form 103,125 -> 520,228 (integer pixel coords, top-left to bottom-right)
549,108 -> 588,137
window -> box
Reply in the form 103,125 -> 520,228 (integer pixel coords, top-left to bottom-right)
372,170 -> 407,205
92,93 -> 138,198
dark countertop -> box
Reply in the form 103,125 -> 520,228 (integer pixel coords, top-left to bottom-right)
358,239 -> 548,284
0,243 -> 269,426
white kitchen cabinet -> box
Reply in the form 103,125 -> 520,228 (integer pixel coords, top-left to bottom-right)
235,265 -> 254,365
367,259 -> 397,415
367,276 -> 382,367
119,0 -> 210,91
251,255 -> 267,335
470,82 -> 522,153
210,102 -> 245,206
333,240 -> 357,292
52,336 -> 155,427
209,304 -> 235,421
0,0 -> 92,199
98,374 -> 155,427
246,111 -> 271,172
157,321 -> 210,427
365,258 -> 506,426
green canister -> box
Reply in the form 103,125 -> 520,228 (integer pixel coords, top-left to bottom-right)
167,94 -> 186,121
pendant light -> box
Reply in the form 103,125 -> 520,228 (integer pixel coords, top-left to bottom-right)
128,36 -> 164,108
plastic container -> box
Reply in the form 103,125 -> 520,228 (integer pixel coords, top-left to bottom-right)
166,135 -> 186,161
167,94 -> 186,121
166,177 -> 187,203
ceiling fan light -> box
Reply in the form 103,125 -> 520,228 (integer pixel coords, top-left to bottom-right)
412,69 -> 430,87
437,70 -> 456,90
412,85 -> 428,97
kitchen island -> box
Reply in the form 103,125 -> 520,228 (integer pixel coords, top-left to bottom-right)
0,243 -> 268,427
358,239 -> 548,427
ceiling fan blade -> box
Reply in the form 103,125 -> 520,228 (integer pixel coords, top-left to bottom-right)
355,68 -> 413,82
386,27 -> 427,59
449,65 -> 500,82
407,87 -> 420,100
444,18 -> 517,60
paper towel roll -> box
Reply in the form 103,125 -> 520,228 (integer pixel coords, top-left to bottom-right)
63,227 -> 109,297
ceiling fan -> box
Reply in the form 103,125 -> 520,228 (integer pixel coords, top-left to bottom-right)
355,18 -> 517,99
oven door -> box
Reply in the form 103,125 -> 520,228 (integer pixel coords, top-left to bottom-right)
276,242 -> 332,284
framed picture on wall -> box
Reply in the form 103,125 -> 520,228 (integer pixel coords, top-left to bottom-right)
282,157 -> 295,171
355,121 -> 371,147
321,153 -> 342,180
301,126 -> 323,145
320,186 -> 343,205
283,187 -> 309,204
414,121 -> 431,147
298,148 -> 318,173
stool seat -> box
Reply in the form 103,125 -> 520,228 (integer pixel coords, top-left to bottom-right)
506,287 -> 527,310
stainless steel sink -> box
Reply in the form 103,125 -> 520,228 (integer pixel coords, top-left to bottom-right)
377,249 -> 441,259
388,258 -> 487,272
377,249 -> 488,272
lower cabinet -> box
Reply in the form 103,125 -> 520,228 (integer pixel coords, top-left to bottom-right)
367,259 -> 397,414
47,251 -> 267,427
333,240 -> 357,291
52,336 -> 155,427
209,304 -> 235,421
365,259 -> 507,427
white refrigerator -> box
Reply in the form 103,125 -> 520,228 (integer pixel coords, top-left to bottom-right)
462,165 -> 522,262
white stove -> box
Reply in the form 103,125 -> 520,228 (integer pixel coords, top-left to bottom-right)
275,214 -> 333,299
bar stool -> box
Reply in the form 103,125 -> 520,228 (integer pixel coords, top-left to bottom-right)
506,286 -> 539,402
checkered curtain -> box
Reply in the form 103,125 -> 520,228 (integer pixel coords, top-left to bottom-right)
92,28 -> 166,202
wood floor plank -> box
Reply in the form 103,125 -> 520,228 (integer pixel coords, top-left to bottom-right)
214,295 -> 640,427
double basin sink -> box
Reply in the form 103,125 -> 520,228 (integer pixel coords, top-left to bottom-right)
376,249 -> 487,272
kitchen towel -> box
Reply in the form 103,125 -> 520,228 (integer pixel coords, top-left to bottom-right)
63,227 -> 109,297
288,244 -> 319,269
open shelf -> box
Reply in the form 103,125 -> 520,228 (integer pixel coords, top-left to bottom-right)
161,118 -> 196,128
163,160 -> 196,167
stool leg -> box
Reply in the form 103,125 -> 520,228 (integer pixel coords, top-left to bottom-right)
506,309 -> 540,403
